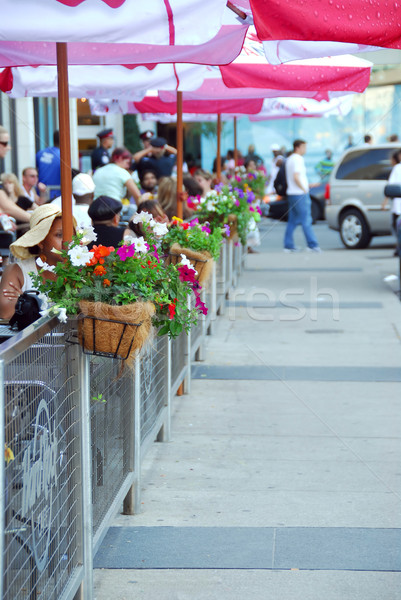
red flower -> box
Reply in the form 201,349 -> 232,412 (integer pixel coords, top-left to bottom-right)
168,299 -> 177,320
93,265 -> 107,276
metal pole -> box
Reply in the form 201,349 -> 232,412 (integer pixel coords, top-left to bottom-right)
79,352 -> 93,600
176,90 -> 184,220
234,116 -> 238,168
56,42 -> 73,243
216,114 -> 222,183
133,357 -> 142,513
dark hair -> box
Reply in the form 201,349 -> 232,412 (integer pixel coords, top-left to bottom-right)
88,195 -> 122,222
293,139 -> 306,150
392,151 -> 400,164
28,245 -> 40,256
244,158 -> 257,170
111,147 -> 132,163
364,134 -> 372,143
53,130 -> 60,146
129,200 -> 166,236
183,176 -> 202,197
140,169 -> 158,183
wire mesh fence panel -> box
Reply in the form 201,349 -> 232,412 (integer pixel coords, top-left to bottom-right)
139,336 -> 168,445
170,330 -> 188,394
3,324 -> 82,600
89,356 -> 134,536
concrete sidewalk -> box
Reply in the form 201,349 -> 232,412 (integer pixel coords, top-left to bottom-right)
94,222 -> 401,599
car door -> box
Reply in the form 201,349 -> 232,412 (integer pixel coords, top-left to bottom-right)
333,147 -> 393,233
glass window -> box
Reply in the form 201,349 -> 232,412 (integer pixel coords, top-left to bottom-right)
336,148 -> 394,181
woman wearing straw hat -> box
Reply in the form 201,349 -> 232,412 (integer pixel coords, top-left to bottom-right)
0,204 -> 74,319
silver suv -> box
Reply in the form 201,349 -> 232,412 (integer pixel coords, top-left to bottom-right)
326,144 -> 398,248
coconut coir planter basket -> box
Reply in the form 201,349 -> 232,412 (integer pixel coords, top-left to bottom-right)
165,242 -> 214,285
78,300 -> 155,363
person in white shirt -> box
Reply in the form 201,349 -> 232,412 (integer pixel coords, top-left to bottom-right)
51,172 -> 95,228
381,150 -> 401,255
284,139 -> 320,252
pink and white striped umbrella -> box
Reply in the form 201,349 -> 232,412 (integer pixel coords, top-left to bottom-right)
90,94 -> 354,121
0,2 -> 247,67
0,63 -> 209,98
249,0 -> 401,64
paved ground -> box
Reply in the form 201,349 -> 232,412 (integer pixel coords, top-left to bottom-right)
94,220 -> 401,599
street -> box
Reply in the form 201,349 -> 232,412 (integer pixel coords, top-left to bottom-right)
94,220 -> 401,600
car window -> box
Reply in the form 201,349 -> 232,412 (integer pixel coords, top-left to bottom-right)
335,148 -> 394,181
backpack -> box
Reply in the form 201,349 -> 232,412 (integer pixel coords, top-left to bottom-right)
273,160 -> 287,196
9,290 -> 41,331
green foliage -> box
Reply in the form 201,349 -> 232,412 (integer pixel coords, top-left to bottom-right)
161,219 -> 223,261
30,226 -> 202,339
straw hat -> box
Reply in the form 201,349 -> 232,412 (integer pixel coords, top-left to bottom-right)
10,204 -> 75,260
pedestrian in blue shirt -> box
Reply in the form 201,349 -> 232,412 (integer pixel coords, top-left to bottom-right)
36,130 -> 60,200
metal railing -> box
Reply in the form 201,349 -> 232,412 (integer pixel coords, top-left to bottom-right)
0,242 -> 246,600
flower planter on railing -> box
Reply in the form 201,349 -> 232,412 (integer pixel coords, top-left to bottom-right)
78,300 -> 155,362
165,243 -> 214,286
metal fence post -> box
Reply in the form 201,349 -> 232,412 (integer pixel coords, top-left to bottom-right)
218,243 -> 226,316
183,297 -> 191,395
227,240 -> 233,294
207,263 -> 217,336
133,357 -> 142,513
78,351 -> 93,600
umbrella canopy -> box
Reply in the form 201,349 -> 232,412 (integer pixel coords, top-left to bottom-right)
1,63 -> 209,98
249,0 -> 401,63
249,95 -> 354,120
0,4 -> 247,67
1,0 -> 228,44
90,94 -> 354,121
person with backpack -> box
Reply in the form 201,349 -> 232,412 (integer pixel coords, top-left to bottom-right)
284,139 -> 321,253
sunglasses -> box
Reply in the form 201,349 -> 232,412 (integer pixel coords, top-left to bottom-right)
0,141 -> 10,147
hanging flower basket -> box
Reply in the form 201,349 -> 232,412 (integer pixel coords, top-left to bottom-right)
78,300 -> 155,362
165,243 -> 214,285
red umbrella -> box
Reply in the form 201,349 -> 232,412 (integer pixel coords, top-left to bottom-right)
249,0 -> 401,63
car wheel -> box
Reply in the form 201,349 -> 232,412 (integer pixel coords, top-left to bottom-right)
339,209 -> 371,249
311,200 -> 320,224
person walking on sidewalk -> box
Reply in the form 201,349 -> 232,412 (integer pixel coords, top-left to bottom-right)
284,139 -> 321,252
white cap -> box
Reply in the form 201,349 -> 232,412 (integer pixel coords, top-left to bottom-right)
72,173 -> 95,196
270,143 -> 280,151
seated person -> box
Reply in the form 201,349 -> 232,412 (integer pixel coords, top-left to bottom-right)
0,205 -> 69,320
157,177 -> 193,221
139,169 -> 158,196
127,200 -> 168,238
87,195 -> 126,248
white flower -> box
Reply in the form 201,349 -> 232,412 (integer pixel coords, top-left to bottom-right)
206,200 -> 216,212
132,211 -> 154,225
133,237 -> 148,254
56,307 -> 68,323
123,234 -> 136,244
36,257 -> 56,272
179,254 -> 197,274
68,245 -> 93,267
77,225 -> 97,245
152,222 -> 168,237
37,292 -> 49,310
40,305 -> 68,323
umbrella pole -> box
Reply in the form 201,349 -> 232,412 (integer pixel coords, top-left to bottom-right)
234,116 -> 238,168
176,90 -> 184,220
216,114 -> 222,183
56,42 -> 73,242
